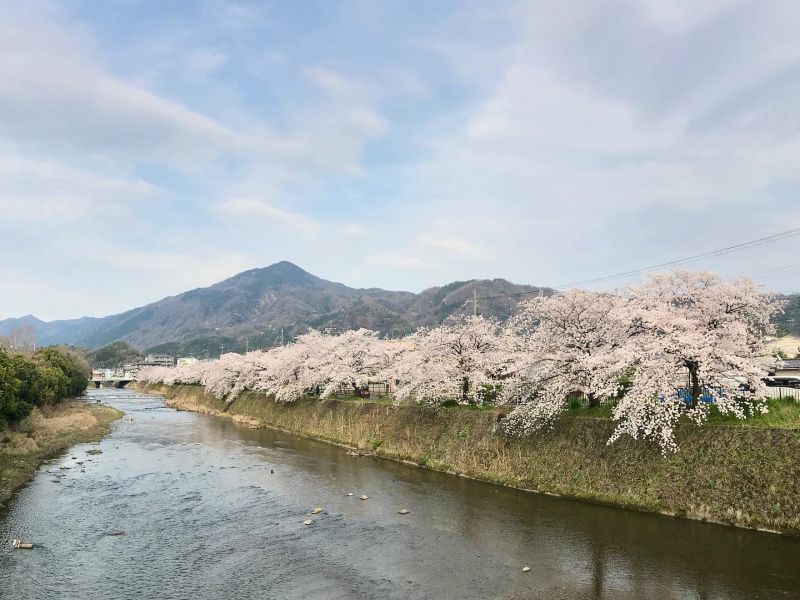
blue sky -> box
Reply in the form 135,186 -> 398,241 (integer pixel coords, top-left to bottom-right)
2,0 -> 800,320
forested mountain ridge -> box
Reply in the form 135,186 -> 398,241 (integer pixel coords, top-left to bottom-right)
0,261 -> 549,356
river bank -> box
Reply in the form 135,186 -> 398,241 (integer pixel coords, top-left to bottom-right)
0,400 -> 123,507
133,382 -> 800,536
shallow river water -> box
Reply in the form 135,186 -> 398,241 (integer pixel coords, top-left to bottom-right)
1,388 -> 798,599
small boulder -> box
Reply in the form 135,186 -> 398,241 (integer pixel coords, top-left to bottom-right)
359,495 -> 369,501
303,520 -> 313,526
398,509 -> 410,515
522,566 -> 530,573
310,508 -> 322,514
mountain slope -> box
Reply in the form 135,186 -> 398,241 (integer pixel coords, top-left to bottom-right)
0,314 -> 102,347
773,293 -> 800,336
4,261 -> 548,354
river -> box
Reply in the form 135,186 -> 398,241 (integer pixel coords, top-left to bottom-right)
1,388 -> 798,599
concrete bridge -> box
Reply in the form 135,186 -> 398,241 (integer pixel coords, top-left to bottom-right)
90,377 -> 133,389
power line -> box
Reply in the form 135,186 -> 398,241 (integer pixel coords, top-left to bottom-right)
753,262 -> 800,285
474,224 -> 800,304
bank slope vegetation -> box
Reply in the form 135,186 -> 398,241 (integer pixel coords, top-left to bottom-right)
140,270 -> 787,454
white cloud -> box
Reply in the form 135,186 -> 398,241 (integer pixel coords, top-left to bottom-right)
339,224 -> 369,238
371,256 -> 438,271
430,238 -> 479,257
0,151 -> 158,223
0,4 -> 389,175
217,197 -> 322,235
0,4 -> 247,165
103,249 -> 256,281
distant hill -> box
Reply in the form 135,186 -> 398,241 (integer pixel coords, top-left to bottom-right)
773,293 -> 800,336
0,261 -> 549,356
0,314 -> 102,347
85,341 -> 143,368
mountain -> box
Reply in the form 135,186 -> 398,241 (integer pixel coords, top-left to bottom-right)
1,261 -> 549,356
0,314 -> 103,347
773,293 -> 800,336
85,341 -> 143,369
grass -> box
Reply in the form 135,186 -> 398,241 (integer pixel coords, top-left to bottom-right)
704,398 -> 800,428
0,400 -> 123,508
562,398 -> 800,429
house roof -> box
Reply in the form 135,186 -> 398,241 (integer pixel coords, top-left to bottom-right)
777,359 -> 800,370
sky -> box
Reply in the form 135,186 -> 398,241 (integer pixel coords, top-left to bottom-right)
2,0 -> 800,321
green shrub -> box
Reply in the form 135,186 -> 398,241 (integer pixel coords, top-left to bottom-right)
0,346 -> 90,427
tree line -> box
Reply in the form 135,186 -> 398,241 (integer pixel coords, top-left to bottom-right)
139,270 -> 781,453
0,346 -> 90,429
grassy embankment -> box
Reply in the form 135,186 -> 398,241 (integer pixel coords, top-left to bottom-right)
0,400 -> 123,507
134,382 -> 800,535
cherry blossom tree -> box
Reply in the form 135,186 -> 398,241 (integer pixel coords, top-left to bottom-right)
252,331 -> 327,402
393,315 -> 518,405
201,352 -> 249,402
502,289 -> 631,434
308,329 -> 400,399
608,271 -> 781,453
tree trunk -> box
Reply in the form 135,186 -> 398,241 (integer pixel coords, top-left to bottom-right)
462,377 -> 470,404
688,363 -> 701,408
587,392 -> 601,409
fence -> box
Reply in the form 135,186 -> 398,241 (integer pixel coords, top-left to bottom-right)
566,391 -> 617,408
330,381 -> 395,399
768,386 -> 800,402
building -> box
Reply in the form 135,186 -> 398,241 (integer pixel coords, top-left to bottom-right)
177,356 -> 199,367
774,359 -> 800,378
136,354 -> 175,369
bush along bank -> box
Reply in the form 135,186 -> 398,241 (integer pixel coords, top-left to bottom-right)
134,382 -> 800,536
0,346 -> 123,507
0,346 -> 90,430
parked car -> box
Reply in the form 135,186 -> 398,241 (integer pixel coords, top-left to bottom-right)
763,376 -> 800,388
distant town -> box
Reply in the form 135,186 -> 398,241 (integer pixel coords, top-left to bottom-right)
91,354 -> 196,382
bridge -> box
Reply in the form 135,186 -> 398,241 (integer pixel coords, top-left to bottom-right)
90,377 -> 133,389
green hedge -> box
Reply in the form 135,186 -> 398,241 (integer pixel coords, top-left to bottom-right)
0,346 -> 90,429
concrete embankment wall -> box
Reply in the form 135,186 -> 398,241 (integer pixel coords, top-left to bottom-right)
133,382 -> 800,536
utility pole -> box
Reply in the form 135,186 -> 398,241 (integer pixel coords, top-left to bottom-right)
473,288 -> 478,317
245,337 -> 249,353
280,328 -> 284,346
220,343 -> 225,356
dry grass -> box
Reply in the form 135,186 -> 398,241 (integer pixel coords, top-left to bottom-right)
137,382 -> 800,535
0,401 -> 123,507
